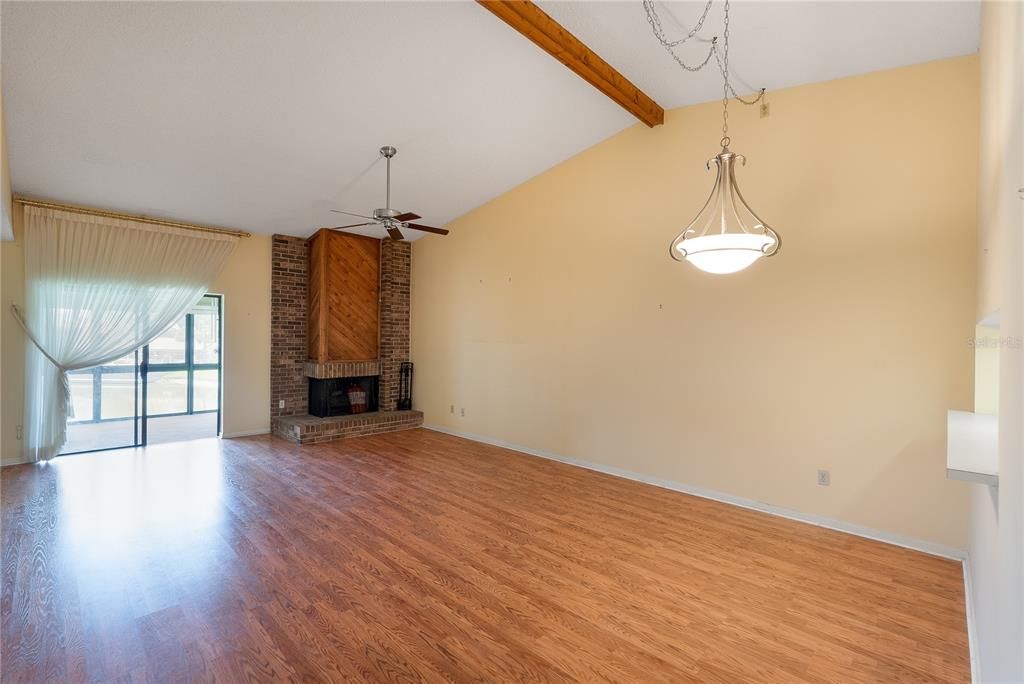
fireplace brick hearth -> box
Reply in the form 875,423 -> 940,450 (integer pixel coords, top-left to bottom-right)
269,232 -> 415,444
272,410 -> 423,444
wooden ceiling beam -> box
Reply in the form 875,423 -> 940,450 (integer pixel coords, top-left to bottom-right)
477,1 -> 665,128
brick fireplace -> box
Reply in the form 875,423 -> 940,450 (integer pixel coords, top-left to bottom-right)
270,233 -> 422,444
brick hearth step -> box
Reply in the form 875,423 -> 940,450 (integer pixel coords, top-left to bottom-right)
271,410 -> 423,444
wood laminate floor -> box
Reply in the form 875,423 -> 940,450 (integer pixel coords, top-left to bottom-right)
1,429 -> 969,683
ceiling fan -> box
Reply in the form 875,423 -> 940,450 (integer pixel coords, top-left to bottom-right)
328,146 -> 449,241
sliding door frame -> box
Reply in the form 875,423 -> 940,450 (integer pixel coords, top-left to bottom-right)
61,294 -> 223,454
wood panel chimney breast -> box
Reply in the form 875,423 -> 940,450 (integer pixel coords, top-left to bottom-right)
307,229 -> 380,363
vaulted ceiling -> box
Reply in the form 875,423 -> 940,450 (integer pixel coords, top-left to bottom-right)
542,1 -> 980,111
2,1 -> 980,238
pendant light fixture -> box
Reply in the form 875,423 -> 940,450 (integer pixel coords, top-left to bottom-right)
649,0 -> 781,274
667,147 -> 781,274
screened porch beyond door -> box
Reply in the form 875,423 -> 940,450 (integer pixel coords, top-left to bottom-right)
60,295 -> 222,455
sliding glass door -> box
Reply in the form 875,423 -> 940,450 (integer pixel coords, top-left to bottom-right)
62,295 -> 222,455
64,351 -> 142,454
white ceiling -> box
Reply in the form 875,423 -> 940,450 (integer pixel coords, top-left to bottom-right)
541,1 -> 981,110
2,1 -> 979,239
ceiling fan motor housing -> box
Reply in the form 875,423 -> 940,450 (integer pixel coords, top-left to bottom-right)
373,208 -> 401,220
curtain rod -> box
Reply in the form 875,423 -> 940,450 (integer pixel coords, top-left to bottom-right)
13,196 -> 252,238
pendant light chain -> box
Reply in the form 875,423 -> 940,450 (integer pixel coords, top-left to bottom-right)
643,0 -> 716,71
720,0 -> 731,148
644,0 -> 713,49
643,0 -> 767,107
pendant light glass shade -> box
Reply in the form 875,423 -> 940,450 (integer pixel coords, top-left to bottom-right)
670,148 -> 780,274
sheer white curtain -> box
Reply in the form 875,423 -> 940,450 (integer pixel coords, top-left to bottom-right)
18,205 -> 238,462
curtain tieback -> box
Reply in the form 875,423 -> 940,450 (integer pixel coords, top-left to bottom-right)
10,304 -> 75,417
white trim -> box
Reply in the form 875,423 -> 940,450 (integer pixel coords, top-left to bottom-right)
221,428 -> 270,439
947,466 -> 999,487
424,424 -> 967,561
962,557 -> 979,683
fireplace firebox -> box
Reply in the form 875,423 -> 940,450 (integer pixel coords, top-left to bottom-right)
308,376 -> 379,418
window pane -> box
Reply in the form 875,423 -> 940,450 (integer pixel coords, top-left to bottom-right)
193,295 -> 219,313
193,300 -> 219,365
105,350 -> 137,367
100,372 -> 136,420
147,371 -> 188,415
194,370 -> 219,411
68,373 -> 94,422
149,319 -> 187,364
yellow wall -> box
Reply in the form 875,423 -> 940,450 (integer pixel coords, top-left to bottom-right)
0,208 -> 22,465
208,232 -> 272,439
975,1 -> 1014,321
412,56 -> 978,551
1,80 -> 11,455
1,83 -> 10,241
0,204 -> 271,464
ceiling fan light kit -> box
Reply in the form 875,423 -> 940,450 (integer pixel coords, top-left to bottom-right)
650,0 -> 781,275
328,146 -> 449,241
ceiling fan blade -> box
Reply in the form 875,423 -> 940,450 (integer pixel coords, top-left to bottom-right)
393,212 -> 421,222
386,226 -> 405,241
330,209 -> 374,220
329,222 -> 374,230
404,223 -> 449,236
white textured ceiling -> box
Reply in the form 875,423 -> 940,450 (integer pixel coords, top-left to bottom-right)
1,1 -> 634,238
2,1 -> 979,238
541,1 -> 981,110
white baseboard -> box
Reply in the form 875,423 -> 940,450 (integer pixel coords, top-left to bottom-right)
423,424 -> 967,562
222,428 -> 270,439
962,557 -> 979,682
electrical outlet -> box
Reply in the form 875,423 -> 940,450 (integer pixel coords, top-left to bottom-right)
460,408 -> 465,417
278,399 -> 285,409
817,469 -> 830,486
15,425 -> 22,441
760,102 -> 771,118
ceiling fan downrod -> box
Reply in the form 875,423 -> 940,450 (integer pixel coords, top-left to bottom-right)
380,145 -> 396,214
